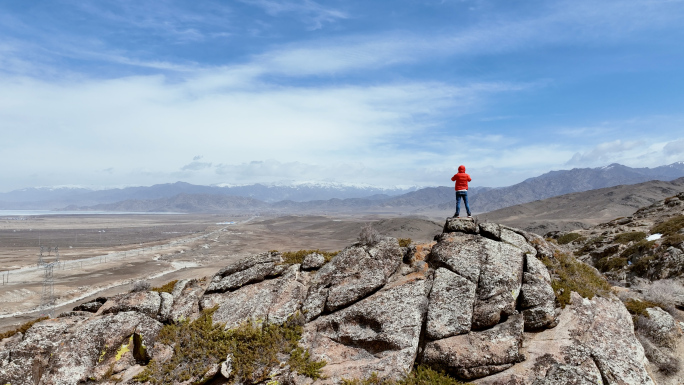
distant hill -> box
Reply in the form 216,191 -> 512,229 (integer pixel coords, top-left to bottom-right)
66,193 -> 269,213
8,162 -> 684,215
465,162 -> 684,213
478,177 -> 684,234
0,182 -> 416,209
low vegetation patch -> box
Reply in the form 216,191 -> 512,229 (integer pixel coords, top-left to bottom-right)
613,232 -> 647,244
629,255 -> 655,277
662,233 -> 684,248
557,232 -> 584,245
280,249 -> 340,264
0,316 -> 49,341
651,215 -> 684,236
574,236 -> 604,256
620,240 -> 656,259
151,280 -> 178,294
398,238 -> 412,248
596,257 -> 628,272
541,250 -> 612,308
622,298 -> 663,318
341,365 -> 473,385
135,309 -> 325,384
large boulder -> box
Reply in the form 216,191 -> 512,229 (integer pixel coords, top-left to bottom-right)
0,311 -> 163,385
97,291 -> 162,318
206,252 -> 287,293
301,238 -> 403,321
300,274 -> 430,382
425,267 -> 476,339
422,314 -> 525,380
476,292 -> 655,385
167,279 -> 204,323
201,264 -> 307,329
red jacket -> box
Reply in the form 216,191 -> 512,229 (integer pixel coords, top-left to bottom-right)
451,165 -> 471,191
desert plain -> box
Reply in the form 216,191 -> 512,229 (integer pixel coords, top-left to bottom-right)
0,212 -> 442,332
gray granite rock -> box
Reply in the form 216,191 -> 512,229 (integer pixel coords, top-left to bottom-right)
425,267 -> 476,339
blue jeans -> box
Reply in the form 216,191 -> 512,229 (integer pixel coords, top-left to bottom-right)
455,191 -> 471,217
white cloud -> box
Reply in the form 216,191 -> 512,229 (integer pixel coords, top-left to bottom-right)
664,138 -> 684,155
241,0 -> 347,29
566,140 -> 644,166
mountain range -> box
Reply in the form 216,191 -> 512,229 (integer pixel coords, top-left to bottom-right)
2,162 -> 683,215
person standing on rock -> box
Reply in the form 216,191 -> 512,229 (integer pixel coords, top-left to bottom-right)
451,165 -> 472,218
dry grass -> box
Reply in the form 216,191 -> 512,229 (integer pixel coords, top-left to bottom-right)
0,316 -> 49,341
359,223 -> 382,247
341,365 -> 473,385
280,249 -> 340,265
541,250 -> 612,308
151,280 -> 178,294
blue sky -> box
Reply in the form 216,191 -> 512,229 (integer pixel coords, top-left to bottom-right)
1,0 -> 683,191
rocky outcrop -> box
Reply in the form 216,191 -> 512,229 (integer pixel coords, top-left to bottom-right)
476,292 -> 654,385
301,238 -> 403,321
0,219 -> 656,385
97,290 -> 162,318
300,273 -> 430,382
201,264 -> 307,328
423,314 -> 525,379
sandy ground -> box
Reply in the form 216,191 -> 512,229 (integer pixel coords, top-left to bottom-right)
0,213 -> 443,332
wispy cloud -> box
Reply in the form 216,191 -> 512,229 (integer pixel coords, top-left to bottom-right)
241,0 -> 348,29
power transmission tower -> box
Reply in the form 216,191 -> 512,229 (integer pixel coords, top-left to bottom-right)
39,246 -> 59,317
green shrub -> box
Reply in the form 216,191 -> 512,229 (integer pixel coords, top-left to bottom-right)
574,236 -> 604,256
280,249 -> 340,265
662,234 -> 684,248
541,251 -> 612,308
398,238 -> 412,248
613,232 -> 647,244
342,365 -> 472,385
596,257 -> 628,272
151,280 -> 178,294
620,240 -> 656,258
651,215 -> 684,236
0,316 -> 49,341
623,298 -> 663,317
630,255 -> 655,277
135,309 -> 325,384
557,233 -> 583,245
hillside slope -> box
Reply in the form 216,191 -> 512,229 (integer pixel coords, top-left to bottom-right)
478,177 -> 684,234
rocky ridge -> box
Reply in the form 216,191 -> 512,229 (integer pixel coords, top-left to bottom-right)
0,219 -> 656,384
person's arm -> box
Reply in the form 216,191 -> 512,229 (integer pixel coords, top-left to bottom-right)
468,175 -> 472,182
451,174 -> 458,181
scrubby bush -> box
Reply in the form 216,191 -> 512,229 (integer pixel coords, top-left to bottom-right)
342,365 -> 472,385
281,249 -> 340,264
613,232 -> 647,244
541,250 -> 612,308
0,316 -> 48,341
629,255 -> 655,276
359,223 -> 382,247
131,280 -> 151,292
151,280 -> 178,294
596,257 -> 628,272
135,308 -> 325,384
398,238 -> 412,248
574,236 -> 605,256
557,233 -> 584,245
623,298 -> 663,318
662,233 -> 684,248
620,240 -> 656,259
651,215 -> 684,236
636,320 -> 682,376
